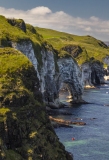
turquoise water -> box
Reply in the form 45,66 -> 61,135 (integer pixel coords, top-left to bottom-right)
55,84 -> 109,160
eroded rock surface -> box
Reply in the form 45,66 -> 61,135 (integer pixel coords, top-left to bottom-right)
81,60 -> 104,86
58,57 -> 83,103
12,40 -> 84,105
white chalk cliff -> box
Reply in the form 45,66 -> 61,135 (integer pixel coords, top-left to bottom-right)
11,40 -> 84,106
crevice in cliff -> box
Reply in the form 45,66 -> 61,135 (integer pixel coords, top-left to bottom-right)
91,70 -> 100,85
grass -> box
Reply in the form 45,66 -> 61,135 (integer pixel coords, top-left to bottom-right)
36,27 -> 109,65
1,15 -> 109,66
0,15 -> 29,44
0,47 -> 42,108
0,16 -> 44,71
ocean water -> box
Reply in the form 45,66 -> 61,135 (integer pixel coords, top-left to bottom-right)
55,84 -> 109,160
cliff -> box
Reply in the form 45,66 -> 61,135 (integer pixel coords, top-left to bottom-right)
36,27 -> 109,86
81,59 -> 104,86
0,15 -> 84,105
0,14 -> 107,159
0,48 -> 73,160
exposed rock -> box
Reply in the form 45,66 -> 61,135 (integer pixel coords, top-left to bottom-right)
61,44 -> 82,58
81,60 -> 104,86
11,40 -> 84,105
40,49 -> 59,105
58,57 -> 84,103
81,62 -> 93,87
91,60 -> 104,84
103,56 -> 109,75
7,18 -> 26,32
49,116 -> 86,126
0,48 -> 73,160
11,41 -> 40,80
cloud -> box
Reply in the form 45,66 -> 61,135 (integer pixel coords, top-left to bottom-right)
0,6 -> 109,40
28,6 -> 52,15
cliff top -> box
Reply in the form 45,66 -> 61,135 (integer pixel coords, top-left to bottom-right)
36,27 -> 109,65
1,15 -> 109,66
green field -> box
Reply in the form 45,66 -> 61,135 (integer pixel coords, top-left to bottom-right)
36,27 -> 109,65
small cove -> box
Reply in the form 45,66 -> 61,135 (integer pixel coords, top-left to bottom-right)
55,83 -> 109,160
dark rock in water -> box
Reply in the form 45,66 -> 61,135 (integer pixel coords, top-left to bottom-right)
49,116 -> 86,126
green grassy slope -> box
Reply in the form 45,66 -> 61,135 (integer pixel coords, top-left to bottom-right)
36,27 -> 109,65
0,47 -> 41,120
0,15 -> 59,71
0,15 -> 45,71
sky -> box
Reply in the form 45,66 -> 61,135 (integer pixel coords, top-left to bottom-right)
0,0 -> 109,41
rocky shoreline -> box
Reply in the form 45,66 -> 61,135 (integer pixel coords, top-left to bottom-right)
49,116 -> 86,128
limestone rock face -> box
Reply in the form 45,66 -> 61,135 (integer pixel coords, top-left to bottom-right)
58,57 -> 83,103
91,61 -> 104,84
81,60 -> 104,86
81,63 -> 93,87
11,40 -> 84,105
11,41 -> 40,80
40,50 -> 59,105
12,41 -> 59,106
103,55 -> 109,65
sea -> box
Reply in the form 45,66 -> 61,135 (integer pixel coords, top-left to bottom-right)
55,83 -> 109,160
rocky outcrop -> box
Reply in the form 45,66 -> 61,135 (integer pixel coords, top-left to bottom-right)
81,62 -> 93,87
58,57 -> 84,103
0,48 -> 73,160
61,44 -> 82,58
11,40 -> 84,105
81,60 -> 104,86
7,18 -> 26,32
103,56 -> 109,77
40,49 -> 59,106
103,56 -> 109,70
11,41 -> 40,80
91,60 -> 104,84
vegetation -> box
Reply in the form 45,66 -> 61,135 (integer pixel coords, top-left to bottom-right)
0,48 -> 72,159
0,47 -> 41,120
1,15 -> 109,159
1,14 -> 108,65
0,15 -> 59,72
36,27 -> 109,65
0,15 -> 44,71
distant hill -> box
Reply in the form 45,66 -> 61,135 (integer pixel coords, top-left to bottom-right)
36,27 -> 109,65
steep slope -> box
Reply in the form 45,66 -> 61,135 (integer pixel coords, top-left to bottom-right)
0,48 -> 73,160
